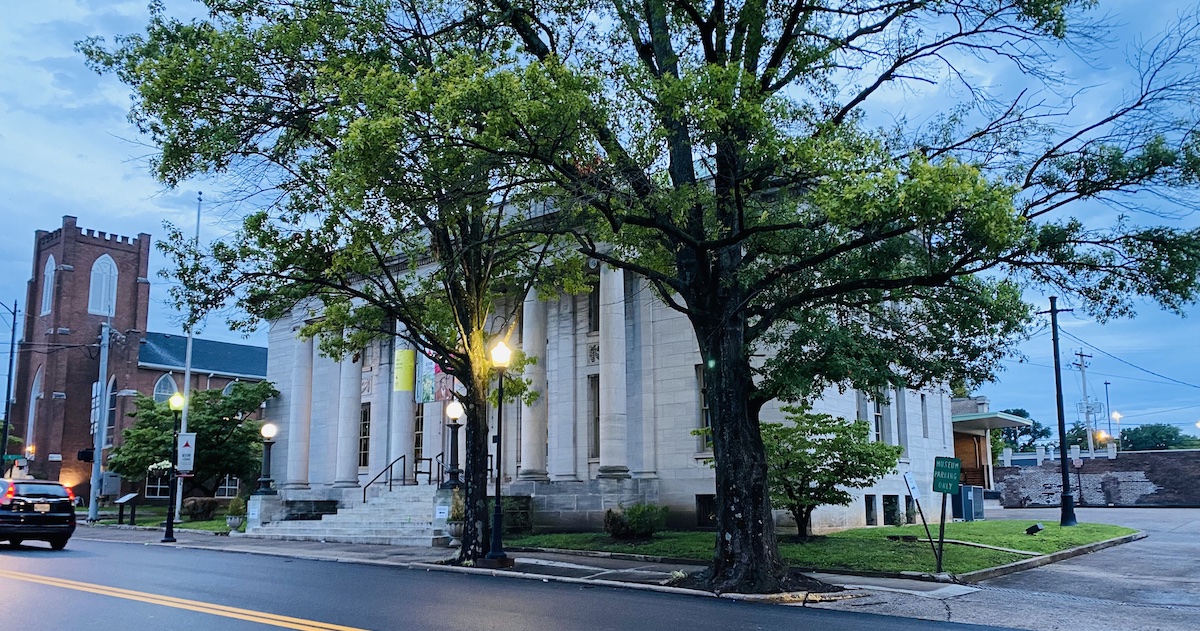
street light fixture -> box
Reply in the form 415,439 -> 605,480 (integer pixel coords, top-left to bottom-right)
441,400 -> 464,489
254,423 -> 278,495
163,392 -> 185,543
479,340 -> 514,569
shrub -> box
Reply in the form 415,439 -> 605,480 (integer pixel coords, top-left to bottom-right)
182,497 -> 220,521
605,503 -> 668,539
226,496 -> 247,517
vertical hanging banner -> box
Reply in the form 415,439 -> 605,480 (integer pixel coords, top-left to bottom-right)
177,433 -> 197,474
415,352 -> 436,403
394,348 -> 415,392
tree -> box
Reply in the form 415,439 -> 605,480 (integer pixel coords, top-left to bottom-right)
81,3 -> 582,563
107,382 -> 278,496
471,0 -> 1200,593
763,409 -> 902,539
994,409 -> 1053,457
86,0 -> 1200,593
1120,423 -> 1190,451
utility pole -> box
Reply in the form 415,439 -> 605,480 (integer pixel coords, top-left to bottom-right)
176,191 -> 202,517
1045,298 -> 1077,526
1103,381 -> 1114,441
87,322 -> 111,522
1072,349 -> 1096,453
1,300 -> 18,476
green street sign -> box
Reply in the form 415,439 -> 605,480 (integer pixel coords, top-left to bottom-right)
933,457 -> 962,494
3,455 -> 21,462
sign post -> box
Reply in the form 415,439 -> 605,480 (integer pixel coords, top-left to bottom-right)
932,456 -> 962,573
177,433 -> 197,475
903,471 -> 940,569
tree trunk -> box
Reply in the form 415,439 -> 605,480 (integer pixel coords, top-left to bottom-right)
698,315 -> 786,593
457,372 -> 491,564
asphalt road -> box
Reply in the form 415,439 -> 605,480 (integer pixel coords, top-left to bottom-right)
0,539 -> 1014,631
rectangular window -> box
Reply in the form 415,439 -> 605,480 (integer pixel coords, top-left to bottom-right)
905,495 -> 917,524
215,475 -> 240,498
872,399 -> 884,443
864,494 -> 877,526
587,283 -> 600,333
359,403 -> 371,468
696,364 -> 712,450
883,494 -> 901,526
414,404 -> 425,463
695,494 -> 717,528
587,374 -> 600,459
105,389 -> 117,448
145,476 -> 170,499
896,388 -> 908,456
921,393 -> 929,438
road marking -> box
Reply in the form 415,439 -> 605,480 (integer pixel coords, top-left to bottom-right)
0,569 -> 370,631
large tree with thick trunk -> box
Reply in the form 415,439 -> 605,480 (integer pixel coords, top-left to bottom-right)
81,1 -> 584,564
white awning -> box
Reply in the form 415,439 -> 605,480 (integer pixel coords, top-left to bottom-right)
951,411 -> 1032,431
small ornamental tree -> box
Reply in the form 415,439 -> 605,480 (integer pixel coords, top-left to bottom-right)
106,382 -> 278,496
763,407 -> 903,538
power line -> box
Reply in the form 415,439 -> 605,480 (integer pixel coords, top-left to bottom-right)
1057,329 -> 1200,390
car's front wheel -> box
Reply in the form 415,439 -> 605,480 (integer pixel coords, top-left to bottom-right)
48,537 -> 68,551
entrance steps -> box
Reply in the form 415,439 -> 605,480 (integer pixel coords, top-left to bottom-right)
247,485 -> 450,547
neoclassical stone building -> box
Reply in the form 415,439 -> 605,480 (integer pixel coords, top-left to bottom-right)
262,260 -> 958,534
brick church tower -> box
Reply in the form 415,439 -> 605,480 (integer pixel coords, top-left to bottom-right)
8,216 -> 151,488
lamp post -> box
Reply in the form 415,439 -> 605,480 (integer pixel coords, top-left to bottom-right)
163,392 -> 185,543
480,341 -> 514,568
254,423 -> 278,495
441,400 -> 464,489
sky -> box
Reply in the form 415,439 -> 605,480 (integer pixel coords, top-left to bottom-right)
1,1 -> 1199,438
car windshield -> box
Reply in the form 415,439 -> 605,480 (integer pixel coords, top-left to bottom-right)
14,484 -> 69,498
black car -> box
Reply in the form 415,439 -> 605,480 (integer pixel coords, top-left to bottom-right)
0,479 -> 76,550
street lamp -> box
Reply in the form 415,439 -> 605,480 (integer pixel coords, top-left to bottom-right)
163,392 -> 185,543
480,340 -> 514,568
441,400 -> 464,489
254,423 -> 278,495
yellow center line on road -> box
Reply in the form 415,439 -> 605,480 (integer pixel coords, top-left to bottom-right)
0,568 -> 370,631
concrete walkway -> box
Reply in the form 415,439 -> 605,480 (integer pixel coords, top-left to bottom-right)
71,507 -> 1200,630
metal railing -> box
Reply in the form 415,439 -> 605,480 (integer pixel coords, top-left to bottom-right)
362,455 -> 409,503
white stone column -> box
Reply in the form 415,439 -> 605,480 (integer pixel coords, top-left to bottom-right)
518,289 -> 550,481
283,333 -> 313,489
389,332 -> 416,482
333,355 -> 363,487
598,263 -> 630,478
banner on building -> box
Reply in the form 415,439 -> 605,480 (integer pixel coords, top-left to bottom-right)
394,348 -> 415,392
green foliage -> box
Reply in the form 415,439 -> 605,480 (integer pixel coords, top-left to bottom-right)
1119,423 -> 1193,451
225,496 -> 247,517
448,488 -> 465,522
604,503 -> 669,539
106,382 -> 278,496
763,408 -> 903,537
997,410 -> 1053,452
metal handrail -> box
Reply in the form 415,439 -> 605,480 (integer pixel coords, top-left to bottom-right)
362,455 -> 406,503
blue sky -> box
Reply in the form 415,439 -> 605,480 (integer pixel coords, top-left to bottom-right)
1,1 -> 1198,438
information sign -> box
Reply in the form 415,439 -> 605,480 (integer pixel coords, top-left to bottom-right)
178,433 -> 197,473
932,457 -> 962,495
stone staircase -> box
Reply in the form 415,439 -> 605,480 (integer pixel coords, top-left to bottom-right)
247,485 -> 450,547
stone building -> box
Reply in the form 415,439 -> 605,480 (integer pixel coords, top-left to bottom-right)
259,263 -> 959,534
7,216 -> 266,501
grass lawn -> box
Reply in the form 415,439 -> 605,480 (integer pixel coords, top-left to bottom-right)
88,506 -> 244,533
506,520 -> 1136,575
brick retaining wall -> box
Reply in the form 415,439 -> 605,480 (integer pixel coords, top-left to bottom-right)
996,450 -> 1200,507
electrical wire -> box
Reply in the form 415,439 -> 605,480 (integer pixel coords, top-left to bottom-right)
1058,329 -> 1200,390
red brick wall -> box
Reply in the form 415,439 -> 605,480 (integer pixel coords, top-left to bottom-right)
996,450 -> 1200,507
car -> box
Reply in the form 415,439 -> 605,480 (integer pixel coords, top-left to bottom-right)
0,479 -> 77,550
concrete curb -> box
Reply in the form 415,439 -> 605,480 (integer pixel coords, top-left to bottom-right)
507,546 -> 701,566
955,531 -> 1147,583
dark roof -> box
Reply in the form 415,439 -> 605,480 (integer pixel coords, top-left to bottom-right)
138,332 -> 267,379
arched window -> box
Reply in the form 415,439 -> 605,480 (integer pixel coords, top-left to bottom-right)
26,367 -> 43,453
88,254 -> 118,316
222,380 -> 239,396
40,255 -> 55,315
153,374 -> 178,404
